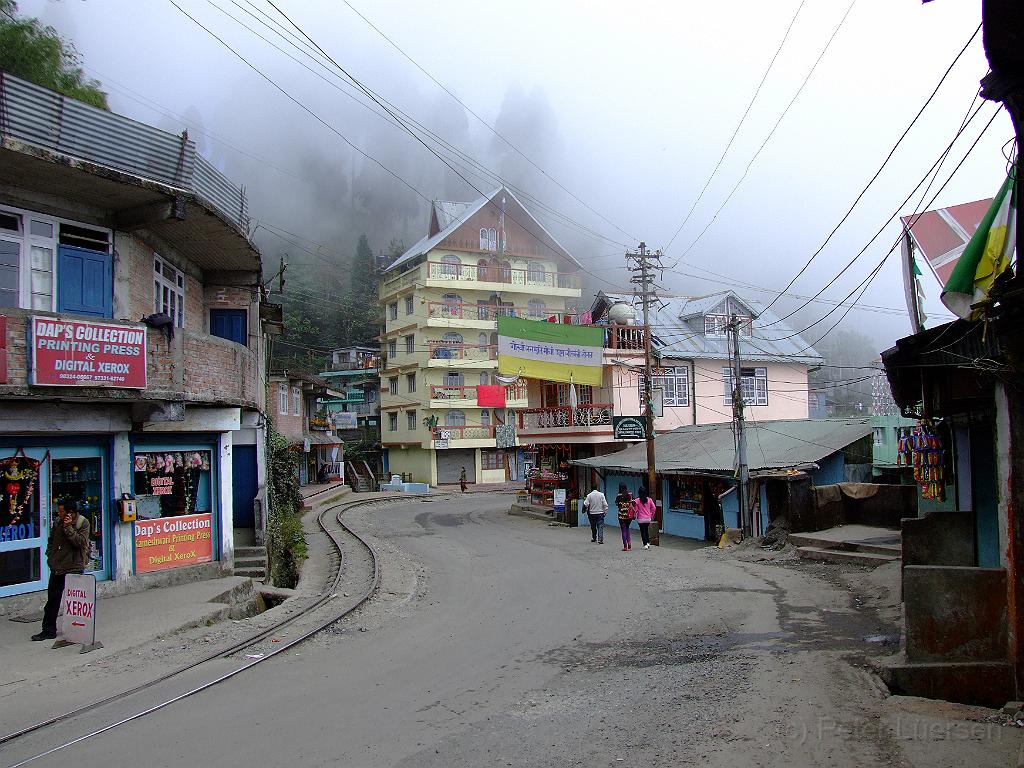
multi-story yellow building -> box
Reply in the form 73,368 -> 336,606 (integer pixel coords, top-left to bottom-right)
379,187 -> 582,485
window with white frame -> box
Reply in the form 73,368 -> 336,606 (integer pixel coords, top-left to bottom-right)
388,302 -> 398,320
0,206 -> 111,314
387,338 -> 397,357
388,377 -> 398,395
479,227 -> 497,251
526,261 -> 546,284
154,255 -> 185,328
278,383 -> 289,415
642,367 -> 689,407
704,314 -> 728,337
292,386 -> 301,416
404,295 -> 414,315
388,412 -> 398,431
722,367 -> 768,407
407,410 -> 417,431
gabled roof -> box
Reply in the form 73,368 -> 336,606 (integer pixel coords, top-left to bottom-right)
902,198 -> 993,285
573,418 -> 872,475
385,186 -> 581,274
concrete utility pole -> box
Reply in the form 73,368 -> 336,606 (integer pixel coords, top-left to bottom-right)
626,242 -> 664,545
728,314 -> 750,538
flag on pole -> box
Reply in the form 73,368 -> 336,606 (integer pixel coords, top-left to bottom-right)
941,174 -> 1017,320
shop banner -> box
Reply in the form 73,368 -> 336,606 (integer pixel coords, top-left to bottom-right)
30,316 -> 147,388
58,573 -> 98,646
496,316 -> 604,387
134,512 -> 214,573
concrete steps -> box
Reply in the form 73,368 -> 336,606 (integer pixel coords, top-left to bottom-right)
791,527 -> 901,567
234,545 -> 267,580
877,659 -> 1015,709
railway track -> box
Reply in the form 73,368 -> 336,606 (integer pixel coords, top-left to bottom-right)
0,494 -> 421,766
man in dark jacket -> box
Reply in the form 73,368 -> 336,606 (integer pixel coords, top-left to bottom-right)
32,500 -> 91,641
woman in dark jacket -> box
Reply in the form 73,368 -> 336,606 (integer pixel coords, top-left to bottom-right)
615,483 -> 633,551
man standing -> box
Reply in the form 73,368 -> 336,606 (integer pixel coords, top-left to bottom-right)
459,467 -> 468,493
582,484 -> 608,544
32,500 -> 90,642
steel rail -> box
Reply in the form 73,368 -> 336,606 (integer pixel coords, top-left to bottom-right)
0,493 -> 401,757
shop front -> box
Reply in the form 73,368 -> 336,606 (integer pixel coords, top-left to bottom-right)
131,441 -> 219,575
0,441 -> 111,598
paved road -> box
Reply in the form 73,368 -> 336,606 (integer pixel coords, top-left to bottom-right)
6,493 -> 1020,768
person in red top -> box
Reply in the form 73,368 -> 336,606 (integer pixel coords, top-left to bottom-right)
630,486 -> 657,550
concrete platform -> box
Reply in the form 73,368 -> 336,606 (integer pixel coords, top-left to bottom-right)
0,575 -> 256,690
791,524 -> 901,566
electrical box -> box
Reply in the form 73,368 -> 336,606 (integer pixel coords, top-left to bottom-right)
118,495 -> 137,523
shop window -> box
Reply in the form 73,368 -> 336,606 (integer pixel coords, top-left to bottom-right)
154,255 -> 185,328
51,457 -> 106,573
133,450 -> 213,519
481,450 -> 503,470
0,451 -> 44,591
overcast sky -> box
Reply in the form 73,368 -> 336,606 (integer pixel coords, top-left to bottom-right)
21,0 -> 1013,353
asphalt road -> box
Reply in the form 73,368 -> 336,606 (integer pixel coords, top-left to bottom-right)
5,493 -> 1020,768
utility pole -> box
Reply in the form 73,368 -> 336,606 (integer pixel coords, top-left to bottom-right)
626,242 -> 664,545
728,314 -> 750,538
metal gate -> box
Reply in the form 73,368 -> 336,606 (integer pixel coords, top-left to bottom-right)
436,448 -> 475,484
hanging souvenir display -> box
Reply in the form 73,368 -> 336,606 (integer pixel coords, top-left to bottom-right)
897,420 -> 946,501
0,451 -> 43,528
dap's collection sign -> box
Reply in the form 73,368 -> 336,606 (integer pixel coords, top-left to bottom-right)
134,512 -> 214,573
496,316 -> 604,387
30,316 -> 147,388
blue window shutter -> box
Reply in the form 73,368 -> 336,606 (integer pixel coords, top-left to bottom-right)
57,246 -> 112,318
210,309 -> 247,345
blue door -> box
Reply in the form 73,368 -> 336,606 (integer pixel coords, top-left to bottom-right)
210,309 -> 247,345
57,246 -> 112,318
231,445 -> 257,529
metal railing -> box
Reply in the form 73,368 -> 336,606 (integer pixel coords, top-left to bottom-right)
518,404 -> 614,430
432,425 -> 495,441
605,325 -> 645,350
0,72 -> 249,233
429,382 -> 529,401
426,301 -> 577,322
381,265 -> 422,294
426,261 -> 580,290
426,341 -> 497,361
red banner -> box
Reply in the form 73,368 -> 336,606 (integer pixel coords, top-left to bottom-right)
477,384 -> 507,407
134,513 -> 214,574
31,316 -> 147,388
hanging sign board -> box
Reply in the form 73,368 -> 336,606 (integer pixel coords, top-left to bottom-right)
553,488 -> 567,514
30,317 -> 147,388
613,416 -> 647,441
57,573 -> 102,653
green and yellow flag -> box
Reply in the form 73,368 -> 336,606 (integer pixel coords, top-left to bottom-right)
941,173 -> 1017,320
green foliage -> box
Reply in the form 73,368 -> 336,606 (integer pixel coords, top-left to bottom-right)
265,417 -> 306,588
0,1 -> 108,109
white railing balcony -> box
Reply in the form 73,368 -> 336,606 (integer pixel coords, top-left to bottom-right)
517,404 -> 614,430
426,261 -> 581,290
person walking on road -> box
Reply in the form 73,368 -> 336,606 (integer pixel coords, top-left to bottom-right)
582,485 -> 608,544
631,486 -> 657,550
615,483 -> 633,551
33,500 -> 90,642
459,467 -> 468,493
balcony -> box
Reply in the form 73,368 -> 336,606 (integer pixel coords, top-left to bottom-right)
425,301 -> 582,330
429,382 -> 529,408
431,424 -> 496,448
517,404 -> 614,442
605,325 -> 645,350
381,265 -> 423,297
424,261 -> 580,296
426,341 -> 497,368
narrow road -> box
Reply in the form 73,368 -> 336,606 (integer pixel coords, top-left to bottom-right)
5,493 -> 1017,768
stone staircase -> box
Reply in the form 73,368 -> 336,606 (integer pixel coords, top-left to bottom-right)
234,545 -> 268,581
790,526 -> 901,567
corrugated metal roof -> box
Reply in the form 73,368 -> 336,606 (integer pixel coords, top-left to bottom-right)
385,186 -> 582,273
574,417 -> 872,474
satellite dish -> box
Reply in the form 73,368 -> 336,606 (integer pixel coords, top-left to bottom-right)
608,301 -> 636,325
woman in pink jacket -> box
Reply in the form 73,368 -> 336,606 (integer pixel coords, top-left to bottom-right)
630,486 -> 657,550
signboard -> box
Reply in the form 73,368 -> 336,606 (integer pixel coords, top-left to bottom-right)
553,488 -> 566,514
30,316 -> 147,388
134,512 -> 214,574
332,412 -> 358,429
497,316 -> 604,386
58,572 -> 101,651
613,416 -> 647,441
434,439 -> 449,449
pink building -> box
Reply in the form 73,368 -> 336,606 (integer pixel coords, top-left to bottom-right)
516,290 -> 822,479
